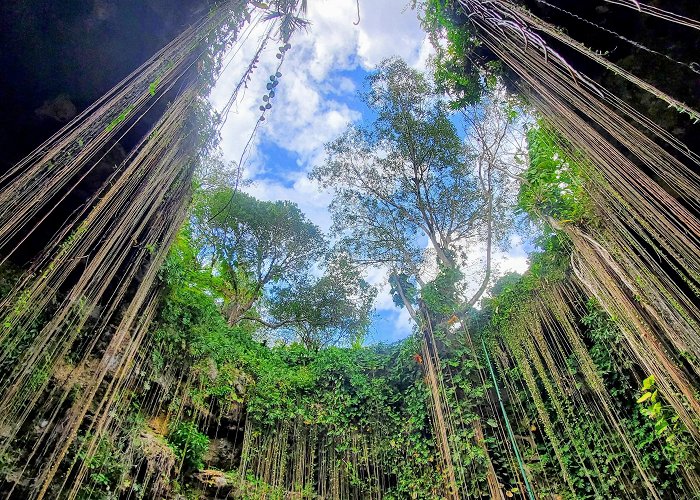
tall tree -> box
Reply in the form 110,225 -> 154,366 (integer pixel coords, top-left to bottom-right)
312,60 -> 525,497
192,188 -> 326,325
310,58 -> 521,312
191,187 -> 375,348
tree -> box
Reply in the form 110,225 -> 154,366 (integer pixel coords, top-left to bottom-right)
310,58 -> 522,314
311,59 -> 526,497
192,188 -> 326,325
268,255 -> 376,350
191,187 -> 375,348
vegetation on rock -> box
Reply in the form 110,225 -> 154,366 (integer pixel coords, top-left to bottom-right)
0,0 -> 699,498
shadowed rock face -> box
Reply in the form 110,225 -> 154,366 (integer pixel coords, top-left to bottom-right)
0,0 -> 211,173
516,0 -> 700,147
0,0 -> 212,263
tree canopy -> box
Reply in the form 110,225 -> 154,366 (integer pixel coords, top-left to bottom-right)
268,254 -> 376,349
190,187 -> 374,348
311,58 -> 522,313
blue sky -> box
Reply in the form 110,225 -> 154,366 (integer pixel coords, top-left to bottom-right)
209,0 -> 530,343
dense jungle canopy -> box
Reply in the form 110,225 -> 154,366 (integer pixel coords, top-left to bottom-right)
0,0 -> 699,498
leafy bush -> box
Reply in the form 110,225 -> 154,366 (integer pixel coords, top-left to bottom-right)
167,421 -> 209,470
421,265 -> 463,317
518,123 -> 594,223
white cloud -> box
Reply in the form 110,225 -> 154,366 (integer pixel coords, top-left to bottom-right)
370,307 -> 413,343
210,0 -> 430,178
244,174 -> 334,232
367,304 -> 414,344
356,0 -> 427,68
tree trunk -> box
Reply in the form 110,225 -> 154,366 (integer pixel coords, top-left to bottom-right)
390,272 -> 418,323
226,296 -> 257,326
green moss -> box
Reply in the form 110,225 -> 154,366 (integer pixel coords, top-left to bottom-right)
105,105 -> 135,133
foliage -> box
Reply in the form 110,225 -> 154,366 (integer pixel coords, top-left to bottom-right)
311,58 -> 484,274
483,239 -> 700,498
580,298 -> 629,381
191,188 -> 326,320
188,189 -> 375,347
72,433 -> 129,498
0,265 -> 50,378
152,228 -> 232,368
389,273 -> 417,309
635,375 -> 694,475
142,184 -> 700,498
0,264 -> 21,299
4,2 -> 698,496
421,265 -> 463,317
268,254 -> 376,349
193,0 -> 259,96
582,304 -> 697,493
167,421 -> 210,470
518,123 -> 594,224
421,0 -> 502,107
148,230 -> 453,495
484,235 -> 571,320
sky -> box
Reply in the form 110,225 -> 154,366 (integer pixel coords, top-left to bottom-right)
209,0 -> 530,343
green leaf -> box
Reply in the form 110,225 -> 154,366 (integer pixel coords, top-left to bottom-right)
655,420 -> 668,435
637,392 -> 652,403
105,105 -> 134,133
